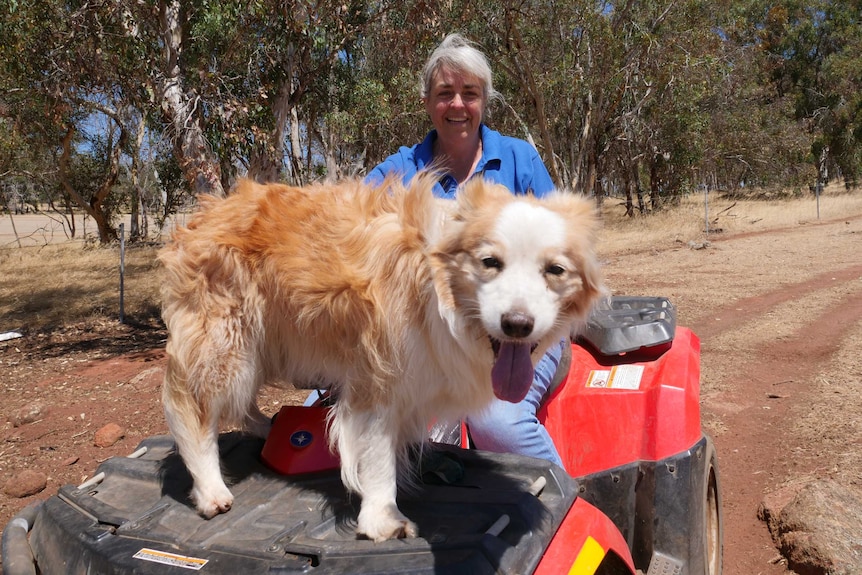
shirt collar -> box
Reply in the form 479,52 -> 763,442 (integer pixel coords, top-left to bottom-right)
420,125 -> 502,195
415,131 -> 437,170
417,125 -> 501,166
476,124 -> 502,171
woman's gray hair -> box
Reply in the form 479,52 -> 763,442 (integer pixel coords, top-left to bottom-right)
420,33 -> 500,104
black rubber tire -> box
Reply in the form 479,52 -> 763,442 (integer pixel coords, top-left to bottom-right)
703,437 -> 723,575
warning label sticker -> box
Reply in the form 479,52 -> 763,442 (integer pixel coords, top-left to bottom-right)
585,365 -> 644,390
133,548 -> 209,570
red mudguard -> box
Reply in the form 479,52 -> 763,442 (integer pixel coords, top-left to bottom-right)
261,405 -> 340,475
533,497 -> 637,574
540,327 -> 701,478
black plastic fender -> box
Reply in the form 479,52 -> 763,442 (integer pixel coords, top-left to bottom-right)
576,434 -> 723,575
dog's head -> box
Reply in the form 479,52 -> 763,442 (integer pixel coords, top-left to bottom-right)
430,178 -> 603,404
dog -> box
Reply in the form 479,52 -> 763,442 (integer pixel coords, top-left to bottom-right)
158,174 -> 602,542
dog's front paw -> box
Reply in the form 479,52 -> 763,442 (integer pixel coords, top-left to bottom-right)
357,503 -> 418,542
192,483 -> 234,518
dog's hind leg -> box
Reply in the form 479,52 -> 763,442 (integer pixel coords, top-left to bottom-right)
161,239 -> 268,518
162,312 -> 261,519
333,406 -> 418,541
162,361 -> 234,518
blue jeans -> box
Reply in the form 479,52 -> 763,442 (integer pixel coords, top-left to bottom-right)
466,341 -> 564,467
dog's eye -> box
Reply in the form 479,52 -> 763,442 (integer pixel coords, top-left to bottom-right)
546,264 -> 566,276
482,256 -> 503,270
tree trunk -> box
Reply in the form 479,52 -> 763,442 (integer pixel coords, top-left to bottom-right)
592,158 -> 604,210
157,0 -> 223,197
58,125 -> 122,245
649,158 -> 661,211
129,116 -> 146,241
573,92 -> 593,196
817,145 -> 829,190
248,66 -> 295,183
623,164 -> 634,217
289,84 -> 305,186
501,16 -> 560,185
6,212 -> 22,248
63,194 -> 77,238
583,147 -> 599,210
631,160 -> 646,215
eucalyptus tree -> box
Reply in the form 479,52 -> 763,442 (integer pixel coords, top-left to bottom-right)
152,1 -> 398,185
117,0 -> 398,191
0,1 -> 142,243
451,0 -> 726,211
696,39 -> 813,194
2,0 -> 405,245
756,0 -> 862,188
334,8 -> 458,170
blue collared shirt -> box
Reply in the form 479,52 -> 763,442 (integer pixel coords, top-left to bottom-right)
366,125 -> 555,198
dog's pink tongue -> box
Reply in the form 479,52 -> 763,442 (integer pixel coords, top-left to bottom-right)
491,342 -> 534,403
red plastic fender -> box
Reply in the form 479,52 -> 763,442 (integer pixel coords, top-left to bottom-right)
539,327 -> 702,478
260,405 -> 340,475
533,497 -> 637,575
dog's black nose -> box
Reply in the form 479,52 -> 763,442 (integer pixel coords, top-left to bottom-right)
501,311 -> 534,338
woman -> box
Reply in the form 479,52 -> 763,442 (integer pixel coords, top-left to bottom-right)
367,33 -> 565,467
368,34 -> 554,200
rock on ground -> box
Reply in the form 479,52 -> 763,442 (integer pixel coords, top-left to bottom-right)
10,400 -> 50,427
759,479 -> 862,575
3,470 -> 48,498
94,423 -> 125,448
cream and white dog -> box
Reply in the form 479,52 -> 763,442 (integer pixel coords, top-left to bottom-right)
159,175 -> 602,541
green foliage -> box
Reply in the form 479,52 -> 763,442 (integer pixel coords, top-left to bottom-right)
755,0 -> 862,184
1,0 -> 859,240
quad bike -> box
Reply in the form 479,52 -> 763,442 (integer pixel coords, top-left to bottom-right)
2,296 -> 721,575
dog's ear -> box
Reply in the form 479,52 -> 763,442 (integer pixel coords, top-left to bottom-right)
570,249 -> 604,317
396,173 -> 451,247
454,178 -> 485,216
454,178 -> 511,220
428,246 -> 457,311
548,192 -> 605,318
399,172 -> 458,311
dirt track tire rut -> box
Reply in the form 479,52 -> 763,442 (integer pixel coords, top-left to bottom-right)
693,265 -> 862,574
605,215 -> 862,575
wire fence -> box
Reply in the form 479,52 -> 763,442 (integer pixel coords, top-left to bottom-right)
0,211 -> 190,251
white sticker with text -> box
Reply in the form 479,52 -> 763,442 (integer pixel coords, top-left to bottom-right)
586,365 -> 644,390
133,548 -> 208,571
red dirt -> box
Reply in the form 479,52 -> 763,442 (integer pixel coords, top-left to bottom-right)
3,212 -> 862,574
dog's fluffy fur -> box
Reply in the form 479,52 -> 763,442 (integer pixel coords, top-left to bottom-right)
159,175 -> 602,541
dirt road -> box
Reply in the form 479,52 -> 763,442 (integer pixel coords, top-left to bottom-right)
2,209 -> 862,574
604,214 -> 862,574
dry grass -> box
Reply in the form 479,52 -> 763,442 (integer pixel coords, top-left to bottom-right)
1,184 -> 860,334
598,182 -> 862,254
0,243 -> 163,332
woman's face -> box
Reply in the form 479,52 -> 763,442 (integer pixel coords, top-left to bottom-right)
424,66 -> 486,147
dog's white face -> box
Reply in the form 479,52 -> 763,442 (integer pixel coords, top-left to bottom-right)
431,180 -> 601,404
477,201 -> 572,341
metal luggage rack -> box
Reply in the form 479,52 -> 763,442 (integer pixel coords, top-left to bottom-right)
579,296 -> 677,356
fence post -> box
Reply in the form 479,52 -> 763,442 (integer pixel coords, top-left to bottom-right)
119,223 -> 125,324
704,185 -> 709,237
